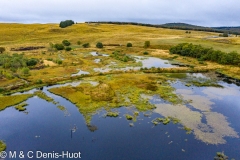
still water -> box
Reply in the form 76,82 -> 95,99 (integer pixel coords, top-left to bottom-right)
0,74 -> 240,160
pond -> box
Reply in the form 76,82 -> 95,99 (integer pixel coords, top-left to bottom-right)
0,73 -> 240,159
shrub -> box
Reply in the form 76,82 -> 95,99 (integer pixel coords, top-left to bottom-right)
0,47 -> 5,53
62,40 -> 71,46
54,44 -> 65,50
77,41 -> 81,45
82,43 -> 90,48
143,51 -> 149,55
65,47 -> 72,51
26,59 -> 38,66
56,59 -> 63,65
59,20 -> 74,28
126,43 -> 132,47
96,42 -> 103,48
36,79 -> 43,84
22,67 -> 30,75
144,41 -> 150,48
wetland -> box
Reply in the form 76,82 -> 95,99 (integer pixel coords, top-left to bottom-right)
0,23 -> 240,159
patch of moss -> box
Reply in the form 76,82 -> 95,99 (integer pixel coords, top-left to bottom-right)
15,103 -> 28,111
125,114 -> 133,120
0,140 -> 6,151
106,111 -> 119,117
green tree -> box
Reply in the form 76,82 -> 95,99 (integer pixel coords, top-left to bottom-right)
62,40 -> 71,46
126,43 -> 132,47
144,41 -> 150,48
54,44 -> 65,50
0,47 -> 5,53
59,20 -> 74,28
96,42 -> 103,48
65,47 -> 72,51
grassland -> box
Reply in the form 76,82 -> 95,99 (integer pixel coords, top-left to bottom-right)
0,23 -> 239,94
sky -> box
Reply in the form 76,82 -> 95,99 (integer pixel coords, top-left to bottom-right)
0,0 -> 239,27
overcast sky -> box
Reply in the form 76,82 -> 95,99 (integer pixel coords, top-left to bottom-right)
0,0 -> 239,27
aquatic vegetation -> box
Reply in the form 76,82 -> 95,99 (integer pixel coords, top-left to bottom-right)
57,105 -> 66,111
152,117 -> 178,125
0,140 -> 6,151
214,152 -> 229,160
49,73 -> 181,124
125,114 -> 133,120
183,126 -> 192,134
106,112 -> 119,117
154,103 -> 239,144
15,103 -> 28,111
34,91 -> 56,103
0,94 -> 33,111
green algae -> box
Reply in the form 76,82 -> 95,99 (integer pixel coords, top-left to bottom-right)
57,105 -> 66,111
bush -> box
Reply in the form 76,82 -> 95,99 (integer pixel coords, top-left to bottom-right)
26,59 -> 38,66
62,40 -> 71,46
143,51 -> 149,55
82,43 -> 90,48
126,43 -> 132,47
56,59 -> 63,65
59,20 -> 74,28
22,67 -> 30,75
0,47 -> 5,53
144,41 -> 150,48
77,41 -> 81,45
65,47 -> 72,51
54,44 -> 65,50
96,42 -> 103,48
36,79 -> 43,84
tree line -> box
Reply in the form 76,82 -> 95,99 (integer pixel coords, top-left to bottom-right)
169,43 -> 240,66
85,21 -> 240,35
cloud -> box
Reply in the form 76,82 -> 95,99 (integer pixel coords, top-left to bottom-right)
0,0 -> 239,26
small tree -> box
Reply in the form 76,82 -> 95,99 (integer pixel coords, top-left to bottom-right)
62,40 -> 71,46
65,47 -> 72,51
143,51 -> 149,55
96,42 -> 103,48
54,44 -> 65,50
223,32 -> 228,37
82,43 -> 90,48
26,58 -> 38,66
144,41 -> 150,48
0,47 -> 5,53
126,43 -> 132,47
59,20 -> 74,28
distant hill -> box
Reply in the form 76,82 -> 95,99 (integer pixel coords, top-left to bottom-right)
161,23 -> 240,35
86,21 -> 240,35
